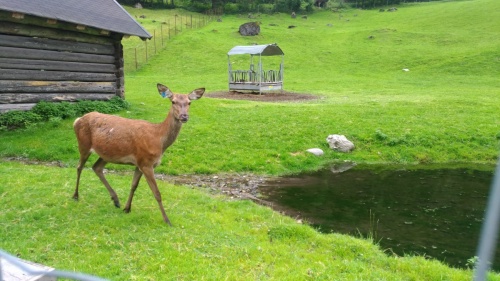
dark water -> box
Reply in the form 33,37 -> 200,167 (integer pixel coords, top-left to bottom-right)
259,163 -> 497,270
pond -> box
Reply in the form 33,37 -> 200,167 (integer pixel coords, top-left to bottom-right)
258,163 -> 497,270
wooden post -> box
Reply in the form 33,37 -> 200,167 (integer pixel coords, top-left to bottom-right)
160,24 -> 163,47
168,20 -> 171,39
134,48 -> 137,70
145,40 -> 148,61
153,30 -> 156,54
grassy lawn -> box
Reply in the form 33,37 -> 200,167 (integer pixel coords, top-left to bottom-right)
1,160 -> 496,280
1,0 -> 499,279
1,0 -> 498,175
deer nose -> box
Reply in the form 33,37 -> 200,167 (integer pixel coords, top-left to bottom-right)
179,114 -> 189,122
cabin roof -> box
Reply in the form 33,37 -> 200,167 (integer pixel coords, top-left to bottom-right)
0,0 -> 151,39
228,44 -> 284,56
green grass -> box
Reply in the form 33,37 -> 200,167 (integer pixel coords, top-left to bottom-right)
2,0 -> 498,175
1,160 -> 496,280
1,0 -> 500,279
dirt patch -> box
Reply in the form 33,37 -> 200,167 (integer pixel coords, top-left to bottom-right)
206,90 -> 319,102
157,173 -> 275,205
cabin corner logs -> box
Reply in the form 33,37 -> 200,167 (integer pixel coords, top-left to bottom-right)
0,16 -> 125,113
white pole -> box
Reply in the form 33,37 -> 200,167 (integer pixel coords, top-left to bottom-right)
474,156 -> 500,280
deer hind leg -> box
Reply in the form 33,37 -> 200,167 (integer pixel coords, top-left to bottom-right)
73,151 -> 91,200
92,157 -> 121,208
123,167 -> 143,213
141,166 -> 172,225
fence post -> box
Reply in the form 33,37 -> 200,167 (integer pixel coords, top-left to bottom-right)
153,29 -> 156,54
145,40 -> 148,61
168,20 -> 171,39
134,48 -> 137,70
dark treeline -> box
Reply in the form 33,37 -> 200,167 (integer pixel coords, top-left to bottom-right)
348,0 -> 401,9
117,0 -> 454,13
117,0 -> 310,13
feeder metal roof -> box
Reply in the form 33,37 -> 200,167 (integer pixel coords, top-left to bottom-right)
227,44 -> 284,56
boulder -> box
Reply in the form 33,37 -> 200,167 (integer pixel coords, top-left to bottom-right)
326,134 -> 355,152
134,2 -> 143,9
306,148 -> 324,156
239,22 -> 260,36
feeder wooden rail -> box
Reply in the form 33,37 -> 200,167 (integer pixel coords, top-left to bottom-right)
230,69 -> 282,83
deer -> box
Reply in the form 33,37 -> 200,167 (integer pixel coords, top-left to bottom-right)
72,83 -> 205,225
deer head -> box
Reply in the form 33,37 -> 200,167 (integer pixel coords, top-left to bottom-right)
157,83 -> 205,123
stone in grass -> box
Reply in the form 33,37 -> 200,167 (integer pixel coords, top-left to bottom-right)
239,22 -> 260,36
326,134 -> 355,152
306,148 -> 324,156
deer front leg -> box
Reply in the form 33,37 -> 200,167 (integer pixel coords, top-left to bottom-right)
92,157 -> 121,208
123,167 -> 143,213
141,166 -> 172,226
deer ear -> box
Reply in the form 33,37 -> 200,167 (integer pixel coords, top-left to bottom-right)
157,83 -> 173,99
188,88 -> 205,100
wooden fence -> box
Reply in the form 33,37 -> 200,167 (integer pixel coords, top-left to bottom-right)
124,10 -> 221,72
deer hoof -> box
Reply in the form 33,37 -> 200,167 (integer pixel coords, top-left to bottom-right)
111,199 -> 120,208
123,208 -> 131,213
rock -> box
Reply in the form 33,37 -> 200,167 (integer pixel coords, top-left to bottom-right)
239,22 -> 260,36
326,134 -> 355,152
134,2 -> 143,9
306,148 -> 324,156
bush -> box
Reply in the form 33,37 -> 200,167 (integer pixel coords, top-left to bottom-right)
0,111 -> 42,130
0,97 -> 129,130
31,101 -> 61,120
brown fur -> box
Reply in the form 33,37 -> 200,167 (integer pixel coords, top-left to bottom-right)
72,84 -> 205,225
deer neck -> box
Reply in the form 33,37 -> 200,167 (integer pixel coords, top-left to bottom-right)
159,111 -> 183,152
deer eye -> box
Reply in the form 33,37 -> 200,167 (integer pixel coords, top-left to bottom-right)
171,101 -> 176,105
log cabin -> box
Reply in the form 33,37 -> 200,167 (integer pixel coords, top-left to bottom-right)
0,0 -> 151,113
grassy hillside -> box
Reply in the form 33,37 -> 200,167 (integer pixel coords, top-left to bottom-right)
0,0 -> 499,176
1,1 -> 500,280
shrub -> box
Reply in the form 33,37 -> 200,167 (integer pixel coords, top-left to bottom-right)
0,111 -> 42,130
0,97 -> 129,130
31,101 -> 64,121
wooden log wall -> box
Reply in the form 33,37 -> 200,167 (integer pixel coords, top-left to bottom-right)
0,21 -> 123,113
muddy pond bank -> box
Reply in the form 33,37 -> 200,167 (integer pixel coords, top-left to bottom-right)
158,163 -> 497,270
